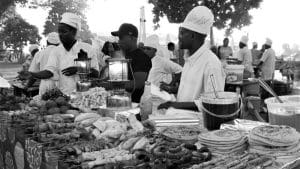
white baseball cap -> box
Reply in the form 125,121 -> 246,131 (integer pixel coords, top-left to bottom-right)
181,6 -> 214,35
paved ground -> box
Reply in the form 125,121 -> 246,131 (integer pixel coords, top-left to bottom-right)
0,62 -> 21,80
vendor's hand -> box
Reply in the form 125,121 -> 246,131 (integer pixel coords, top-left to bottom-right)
160,82 -> 172,93
158,101 -> 174,110
62,66 -> 78,76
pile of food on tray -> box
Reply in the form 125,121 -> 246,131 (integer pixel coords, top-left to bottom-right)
198,129 -> 248,156
249,125 -> 300,157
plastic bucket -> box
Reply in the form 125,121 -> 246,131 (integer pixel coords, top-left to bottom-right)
197,92 -> 241,130
225,65 -> 245,83
265,95 -> 300,131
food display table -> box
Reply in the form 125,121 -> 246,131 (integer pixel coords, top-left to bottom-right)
1,87 -> 300,169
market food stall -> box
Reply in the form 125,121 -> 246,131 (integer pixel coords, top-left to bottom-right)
1,84 -> 300,169
1,52 -> 300,169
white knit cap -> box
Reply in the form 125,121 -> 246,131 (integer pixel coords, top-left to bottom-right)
60,12 -> 81,30
47,32 -> 60,45
240,36 -> 249,45
181,6 -> 214,35
265,38 -> 272,46
29,44 -> 39,53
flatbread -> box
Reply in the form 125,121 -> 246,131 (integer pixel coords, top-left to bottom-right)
250,125 -> 300,145
249,134 -> 299,147
198,129 -> 243,142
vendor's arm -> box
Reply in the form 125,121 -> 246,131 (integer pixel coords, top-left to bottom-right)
162,58 -> 182,86
258,50 -> 269,68
158,101 -> 198,111
30,70 -> 53,79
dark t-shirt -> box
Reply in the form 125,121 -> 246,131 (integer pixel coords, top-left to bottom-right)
126,48 -> 152,103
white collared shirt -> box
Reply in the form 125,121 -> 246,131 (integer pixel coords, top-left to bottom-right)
29,45 -> 59,95
147,55 -> 182,87
177,45 -> 226,102
260,48 -> 276,80
45,41 -> 99,94
237,47 -> 254,73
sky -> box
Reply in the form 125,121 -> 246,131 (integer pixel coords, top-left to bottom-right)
17,0 -> 300,54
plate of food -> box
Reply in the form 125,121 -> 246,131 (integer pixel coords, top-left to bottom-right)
160,125 -> 202,144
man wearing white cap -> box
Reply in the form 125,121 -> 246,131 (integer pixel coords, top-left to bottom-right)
237,36 -> 254,78
158,6 -> 225,110
258,38 -> 276,81
144,34 -> 182,87
31,13 -> 100,94
26,32 -> 60,95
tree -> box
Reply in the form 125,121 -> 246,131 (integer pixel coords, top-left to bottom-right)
0,14 -> 41,50
43,0 -> 93,41
0,0 -> 28,17
148,0 -> 263,44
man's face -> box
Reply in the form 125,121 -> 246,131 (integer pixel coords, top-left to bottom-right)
178,27 -> 192,49
58,23 -> 76,45
118,35 -> 134,52
143,46 -> 156,59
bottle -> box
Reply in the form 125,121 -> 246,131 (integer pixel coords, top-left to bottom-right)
140,81 -> 152,121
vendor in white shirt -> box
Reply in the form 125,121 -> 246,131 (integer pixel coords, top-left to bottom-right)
258,38 -> 276,81
158,6 -> 225,110
26,32 -> 60,95
30,13 -> 99,95
237,36 -> 254,78
143,34 -> 182,87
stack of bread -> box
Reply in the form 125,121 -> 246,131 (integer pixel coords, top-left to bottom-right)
198,129 -> 247,156
249,125 -> 300,157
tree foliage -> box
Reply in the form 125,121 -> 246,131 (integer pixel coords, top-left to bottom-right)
0,0 -> 28,17
148,0 -> 263,35
43,0 -> 93,41
0,14 -> 41,50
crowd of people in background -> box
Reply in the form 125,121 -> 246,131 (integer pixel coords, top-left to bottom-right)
10,4 -> 300,107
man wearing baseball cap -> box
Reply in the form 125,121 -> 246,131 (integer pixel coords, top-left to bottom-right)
158,6 -> 225,110
111,23 -> 152,103
26,32 -> 60,95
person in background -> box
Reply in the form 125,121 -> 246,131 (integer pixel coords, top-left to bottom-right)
218,38 -> 233,61
251,42 -> 262,77
26,32 -> 60,95
23,44 -> 39,70
111,23 -> 152,103
30,12 -> 99,95
144,35 -> 182,87
258,38 -> 276,99
237,36 -> 254,78
158,6 -> 225,110
99,41 -> 122,79
167,42 -> 176,60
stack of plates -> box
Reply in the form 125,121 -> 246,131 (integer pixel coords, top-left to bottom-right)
249,125 -> 300,157
198,129 -> 247,155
